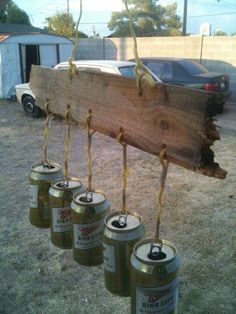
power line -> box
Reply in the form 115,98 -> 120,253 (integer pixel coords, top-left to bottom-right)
218,0 -> 236,7
188,11 -> 236,18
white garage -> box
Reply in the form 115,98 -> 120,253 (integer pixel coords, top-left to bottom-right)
0,24 -> 73,98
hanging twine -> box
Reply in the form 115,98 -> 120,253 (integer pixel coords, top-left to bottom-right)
117,129 -> 129,215
68,0 -> 83,80
123,0 -> 156,95
64,105 -> 71,182
86,109 -> 96,191
42,99 -> 53,165
155,146 -> 169,241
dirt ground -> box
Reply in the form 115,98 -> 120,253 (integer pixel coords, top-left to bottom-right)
0,100 -> 235,314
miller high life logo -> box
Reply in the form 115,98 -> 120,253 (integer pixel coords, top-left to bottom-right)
57,208 -> 70,219
79,223 -> 100,236
145,288 -> 171,303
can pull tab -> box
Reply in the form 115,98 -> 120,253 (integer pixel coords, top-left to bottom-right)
86,192 -> 93,203
79,192 -> 93,203
41,160 -> 54,169
111,212 -> 128,229
63,178 -> 69,188
148,239 -> 166,260
119,213 -> 128,227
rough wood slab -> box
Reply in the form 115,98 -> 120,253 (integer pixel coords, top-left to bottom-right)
30,65 -> 227,179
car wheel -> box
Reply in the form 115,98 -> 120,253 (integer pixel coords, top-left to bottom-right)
22,95 -> 43,118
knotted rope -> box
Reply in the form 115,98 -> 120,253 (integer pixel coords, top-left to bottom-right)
123,0 -> 156,95
117,129 -> 129,215
42,99 -> 53,165
64,105 -> 71,183
68,0 -> 83,80
86,109 -> 96,191
155,146 -> 169,241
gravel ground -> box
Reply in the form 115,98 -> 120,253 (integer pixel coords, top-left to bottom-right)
0,100 -> 235,314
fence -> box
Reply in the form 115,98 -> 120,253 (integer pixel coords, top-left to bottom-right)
75,36 -> 236,101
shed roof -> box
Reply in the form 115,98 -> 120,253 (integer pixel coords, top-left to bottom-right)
0,23 -> 47,34
0,24 -> 72,44
0,34 -> 9,42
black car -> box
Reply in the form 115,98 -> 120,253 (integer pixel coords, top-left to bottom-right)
129,57 -> 231,113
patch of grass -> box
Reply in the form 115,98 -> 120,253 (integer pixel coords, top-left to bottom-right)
0,102 -> 235,314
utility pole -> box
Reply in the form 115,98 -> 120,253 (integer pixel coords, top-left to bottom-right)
67,0 -> 69,13
182,0 -> 188,36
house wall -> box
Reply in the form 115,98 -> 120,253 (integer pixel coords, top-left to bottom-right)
75,36 -> 236,101
0,43 -> 21,98
59,44 -> 74,62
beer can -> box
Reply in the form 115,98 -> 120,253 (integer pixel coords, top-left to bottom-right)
103,211 -> 145,297
71,190 -> 110,266
130,238 -> 180,314
29,162 -> 63,228
49,177 -> 86,249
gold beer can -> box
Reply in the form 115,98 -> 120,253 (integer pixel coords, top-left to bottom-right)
49,177 -> 86,249
103,211 -> 145,297
71,191 -> 110,266
130,238 -> 180,314
29,162 -> 63,228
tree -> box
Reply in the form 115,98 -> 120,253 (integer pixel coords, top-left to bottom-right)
108,0 -> 182,37
45,12 -> 88,38
0,1 -> 31,25
214,30 -> 227,36
0,0 -> 9,10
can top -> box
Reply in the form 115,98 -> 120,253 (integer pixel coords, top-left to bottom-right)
134,238 -> 177,264
52,177 -> 83,190
105,210 -> 142,232
73,190 -> 106,206
32,162 -> 61,174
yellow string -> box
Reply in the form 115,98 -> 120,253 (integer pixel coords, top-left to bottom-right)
43,99 -> 51,164
68,0 -> 83,80
86,110 -> 96,191
117,129 -> 129,214
123,0 -> 156,95
155,147 -> 169,241
64,105 -> 71,180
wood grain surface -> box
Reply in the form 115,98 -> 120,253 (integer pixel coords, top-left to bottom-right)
30,65 -> 227,179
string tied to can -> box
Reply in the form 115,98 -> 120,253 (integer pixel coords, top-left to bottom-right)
86,109 -> 96,192
149,146 -> 169,259
117,128 -> 129,226
155,146 -> 169,241
42,99 -> 53,167
63,104 -> 72,187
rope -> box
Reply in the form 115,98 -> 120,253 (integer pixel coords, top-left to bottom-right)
117,129 -> 128,214
42,99 -> 53,165
68,0 -> 83,80
64,105 -> 71,182
155,146 -> 169,241
123,0 -> 156,95
86,109 -> 96,191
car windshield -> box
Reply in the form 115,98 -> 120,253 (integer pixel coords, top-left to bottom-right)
179,60 -> 208,75
118,66 -> 136,78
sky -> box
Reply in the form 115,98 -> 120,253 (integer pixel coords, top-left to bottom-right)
14,0 -> 236,36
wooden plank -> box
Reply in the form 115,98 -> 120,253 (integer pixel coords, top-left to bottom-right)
30,65 -> 227,179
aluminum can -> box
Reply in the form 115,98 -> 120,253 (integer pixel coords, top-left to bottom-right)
130,238 -> 180,314
71,190 -> 110,266
29,162 -> 63,228
103,210 -> 145,297
49,177 -> 86,249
